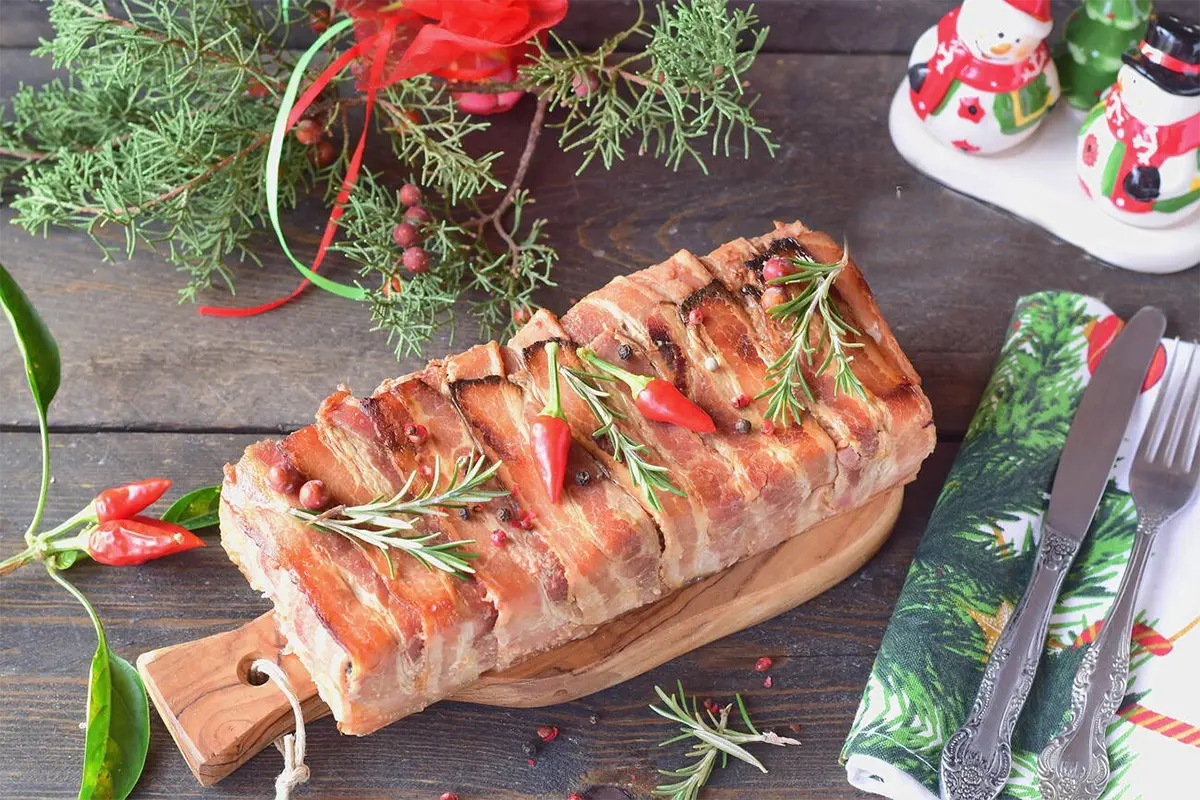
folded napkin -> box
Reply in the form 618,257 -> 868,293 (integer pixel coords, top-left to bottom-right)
841,292 -> 1200,800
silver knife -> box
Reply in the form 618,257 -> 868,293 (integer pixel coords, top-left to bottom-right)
939,306 -> 1168,800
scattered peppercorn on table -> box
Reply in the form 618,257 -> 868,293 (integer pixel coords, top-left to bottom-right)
2,4 -> 1198,799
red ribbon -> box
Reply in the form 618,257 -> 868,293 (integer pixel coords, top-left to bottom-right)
199,18 -> 400,318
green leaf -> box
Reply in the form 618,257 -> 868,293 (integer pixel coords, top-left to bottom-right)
161,485 -> 222,531
48,569 -> 150,800
0,262 -> 59,409
1,262 -> 61,539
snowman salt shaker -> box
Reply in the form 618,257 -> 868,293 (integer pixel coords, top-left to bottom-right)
1078,13 -> 1200,228
908,0 -> 1061,154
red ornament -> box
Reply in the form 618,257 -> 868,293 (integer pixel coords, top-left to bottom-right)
957,96 -> 986,124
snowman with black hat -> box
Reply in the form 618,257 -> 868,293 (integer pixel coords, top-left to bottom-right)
1077,12 -> 1200,228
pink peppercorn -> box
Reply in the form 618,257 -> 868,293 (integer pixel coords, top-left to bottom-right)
755,656 -> 773,672
761,255 -> 794,282
732,394 -> 750,409
763,675 -> 773,688
761,286 -> 789,310
267,464 -> 303,494
420,464 -> 434,478
687,308 -> 704,325
404,423 -> 428,445
439,794 -> 460,800
761,420 -> 776,435
491,529 -> 508,547
298,480 -> 328,510
537,725 -> 559,742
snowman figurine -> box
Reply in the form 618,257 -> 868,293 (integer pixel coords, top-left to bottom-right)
1077,13 -> 1200,228
908,0 -> 1061,154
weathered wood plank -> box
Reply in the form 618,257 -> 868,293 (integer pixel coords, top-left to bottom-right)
0,432 -> 955,798
3,1 -> 1197,55
3,49 -> 1194,436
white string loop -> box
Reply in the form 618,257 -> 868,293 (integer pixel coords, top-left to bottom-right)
251,658 -> 310,800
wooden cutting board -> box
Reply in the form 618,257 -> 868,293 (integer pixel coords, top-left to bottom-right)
137,487 -> 903,786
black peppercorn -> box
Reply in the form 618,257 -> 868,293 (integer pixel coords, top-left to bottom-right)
521,739 -> 540,758
734,418 -> 752,434
575,470 -> 591,487
588,713 -> 600,725
458,508 -> 470,520
497,506 -> 512,522
617,343 -> 633,360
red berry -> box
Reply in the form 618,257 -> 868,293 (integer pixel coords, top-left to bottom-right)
537,725 -> 559,742
687,308 -> 704,325
404,205 -> 432,225
246,79 -> 269,98
403,247 -> 430,274
754,656 -> 773,672
762,255 -> 794,282
732,394 -> 750,409
491,529 -> 508,547
310,8 -> 331,34
383,275 -> 403,297
267,464 -> 303,494
571,72 -> 599,98
399,183 -> 423,207
439,794 -> 460,800
392,222 -> 420,248
298,480 -> 329,510
404,423 -> 428,445
294,119 -> 321,145
569,795 -> 585,800
309,139 -> 336,168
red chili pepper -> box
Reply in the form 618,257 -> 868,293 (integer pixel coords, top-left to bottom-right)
530,342 -> 572,503
578,349 -> 716,433
93,478 -> 172,523
86,516 -> 205,566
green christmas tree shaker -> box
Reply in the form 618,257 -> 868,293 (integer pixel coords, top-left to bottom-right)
1055,0 -> 1154,110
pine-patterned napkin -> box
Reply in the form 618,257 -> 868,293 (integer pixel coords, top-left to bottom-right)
841,292 -> 1200,800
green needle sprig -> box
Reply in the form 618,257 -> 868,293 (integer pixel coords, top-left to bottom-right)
650,682 -> 801,800
560,365 -> 685,512
755,249 -> 866,426
290,453 -> 506,577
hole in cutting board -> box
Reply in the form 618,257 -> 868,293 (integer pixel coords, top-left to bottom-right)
235,654 -> 271,686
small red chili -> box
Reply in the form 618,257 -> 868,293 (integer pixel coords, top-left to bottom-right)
579,349 -> 716,434
86,516 -> 205,566
93,479 -> 172,523
530,342 -> 572,503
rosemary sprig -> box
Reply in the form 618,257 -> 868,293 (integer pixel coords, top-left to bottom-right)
289,453 -> 506,577
560,366 -> 685,512
650,682 -> 801,800
755,250 -> 866,426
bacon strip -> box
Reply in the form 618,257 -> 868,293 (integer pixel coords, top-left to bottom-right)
219,221 -> 935,735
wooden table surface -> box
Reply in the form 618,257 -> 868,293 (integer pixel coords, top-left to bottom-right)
2,3 -> 1198,798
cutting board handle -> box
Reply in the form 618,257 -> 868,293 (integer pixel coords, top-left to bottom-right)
139,488 -> 902,786
137,613 -> 327,786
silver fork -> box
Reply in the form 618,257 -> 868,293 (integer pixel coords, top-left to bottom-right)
1036,342 -> 1200,800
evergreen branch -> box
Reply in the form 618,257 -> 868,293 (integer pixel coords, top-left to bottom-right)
561,366 -> 685,511
755,251 -> 866,425
650,683 -> 800,800
289,453 -> 506,577
522,0 -> 776,174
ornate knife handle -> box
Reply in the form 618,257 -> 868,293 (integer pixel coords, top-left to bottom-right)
940,528 -> 1080,800
1036,512 -> 1166,800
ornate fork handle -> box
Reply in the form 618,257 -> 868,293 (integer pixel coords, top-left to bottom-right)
1036,511 -> 1167,800
940,528 -> 1081,800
